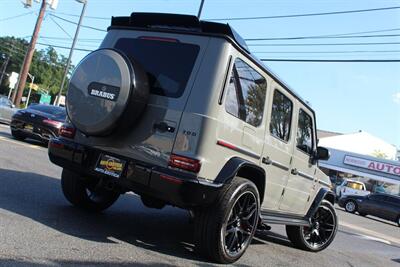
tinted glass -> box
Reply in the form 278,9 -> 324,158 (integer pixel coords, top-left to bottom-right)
270,90 -> 293,141
297,109 -> 314,154
225,58 -> 267,127
225,70 -> 240,117
115,38 -> 200,98
29,105 -> 66,120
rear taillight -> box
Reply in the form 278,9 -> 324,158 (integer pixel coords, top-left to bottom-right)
59,124 -> 76,139
168,154 -> 201,173
43,119 -> 63,128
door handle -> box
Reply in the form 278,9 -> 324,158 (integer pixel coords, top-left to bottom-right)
262,157 -> 272,165
153,122 -> 175,133
291,168 -> 298,175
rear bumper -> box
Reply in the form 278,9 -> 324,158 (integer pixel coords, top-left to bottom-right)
11,118 -> 59,142
48,138 -> 222,208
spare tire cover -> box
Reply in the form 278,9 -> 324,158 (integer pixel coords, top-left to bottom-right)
67,49 -> 148,136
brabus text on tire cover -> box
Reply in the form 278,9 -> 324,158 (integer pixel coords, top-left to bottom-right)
88,82 -> 120,102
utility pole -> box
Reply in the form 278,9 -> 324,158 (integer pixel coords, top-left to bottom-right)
14,0 -> 46,106
0,40 -> 15,86
197,0 -> 205,18
56,0 -> 87,106
0,56 -> 10,86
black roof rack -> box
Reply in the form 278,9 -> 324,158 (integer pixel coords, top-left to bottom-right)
111,12 -> 250,52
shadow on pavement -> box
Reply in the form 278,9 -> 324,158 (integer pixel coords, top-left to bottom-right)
0,259 -> 232,267
0,130 -> 47,148
0,168 -> 294,264
336,207 -> 398,228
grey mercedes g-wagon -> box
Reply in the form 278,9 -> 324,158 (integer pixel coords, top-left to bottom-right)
48,12 -> 337,264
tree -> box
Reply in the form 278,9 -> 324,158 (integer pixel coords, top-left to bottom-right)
371,150 -> 388,159
0,36 -> 74,101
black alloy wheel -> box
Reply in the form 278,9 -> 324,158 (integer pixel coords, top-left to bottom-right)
302,203 -> 336,250
222,191 -> 258,258
194,177 -> 260,263
286,200 -> 338,252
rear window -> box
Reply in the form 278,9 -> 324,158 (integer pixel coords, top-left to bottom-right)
347,182 -> 364,190
114,38 -> 200,98
29,105 -> 66,120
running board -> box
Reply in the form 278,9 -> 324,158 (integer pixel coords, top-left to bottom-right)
260,213 -> 310,226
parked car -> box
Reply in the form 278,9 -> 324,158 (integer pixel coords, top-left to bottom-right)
48,12 -> 337,263
335,179 -> 370,200
0,95 -> 18,124
10,104 -> 66,143
338,193 -> 400,226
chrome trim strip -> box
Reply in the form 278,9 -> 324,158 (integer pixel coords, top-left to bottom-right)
297,170 -> 314,181
217,140 -> 260,160
318,180 -> 331,187
270,160 -> 290,171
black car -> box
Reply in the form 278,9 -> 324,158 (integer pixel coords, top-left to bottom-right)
10,104 -> 66,143
338,193 -> 400,226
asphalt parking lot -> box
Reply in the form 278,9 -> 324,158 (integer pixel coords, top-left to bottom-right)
0,124 -> 399,267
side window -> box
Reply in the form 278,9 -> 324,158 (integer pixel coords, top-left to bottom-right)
269,90 -> 293,141
296,109 -> 314,155
225,70 -> 240,118
224,58 -> 267,127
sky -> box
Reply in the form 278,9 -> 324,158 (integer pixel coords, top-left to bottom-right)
0,0 -> 399,148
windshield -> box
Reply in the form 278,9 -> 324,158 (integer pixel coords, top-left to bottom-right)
114,38 -> 200,98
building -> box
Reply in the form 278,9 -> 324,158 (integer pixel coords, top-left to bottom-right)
318,130 -> 400,196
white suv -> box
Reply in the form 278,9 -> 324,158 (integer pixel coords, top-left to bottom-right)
48,12 -> 337,264
336,180 -> 370,199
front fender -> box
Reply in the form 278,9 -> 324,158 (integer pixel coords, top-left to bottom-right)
306,187 -> 335,219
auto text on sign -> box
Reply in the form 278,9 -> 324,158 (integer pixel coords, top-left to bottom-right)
343,155 -> 400,176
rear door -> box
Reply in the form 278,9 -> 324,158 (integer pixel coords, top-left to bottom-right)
381,196 -> 400,221
279,106 -> 317,214
261,87 -> 294,211
219,57 -> 267,160
76,31 -> 209,167
363,194 -> 386,217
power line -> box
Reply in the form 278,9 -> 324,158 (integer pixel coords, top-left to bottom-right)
0,11 -> 34,22
48,11 -> 109,20
245,33 -> 400,41
260,59 -> 400,62
252,50 -> 400,54
50,14 -> 106,32
48,6 -> 400,22
248,42 -> 400,46
36,42 -> 93,52
209,6 -> 400,21
40,36 -> 102,42
48,15 -> 73,39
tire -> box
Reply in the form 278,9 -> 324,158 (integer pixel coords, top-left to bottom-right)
61,168 -> 120,212
286,200 -> 338,252
344,200 -> 357,213
67,49 -> 149,136
11,130 -> 25,141
194,177 -> 260,264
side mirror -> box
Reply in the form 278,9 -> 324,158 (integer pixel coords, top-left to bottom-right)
315,146 -> 330,161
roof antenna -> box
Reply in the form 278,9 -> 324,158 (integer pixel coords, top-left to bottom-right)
197,0 -> 205,19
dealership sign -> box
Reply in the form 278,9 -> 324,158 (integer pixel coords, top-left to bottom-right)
344,155 -> 400,177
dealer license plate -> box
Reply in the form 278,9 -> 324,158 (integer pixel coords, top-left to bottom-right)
94,154 -> 126,178
24,124 -> 33,132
